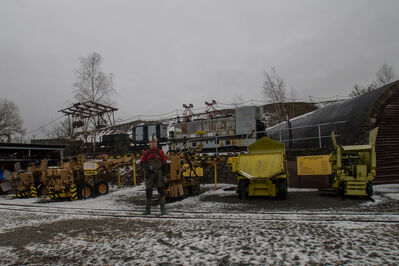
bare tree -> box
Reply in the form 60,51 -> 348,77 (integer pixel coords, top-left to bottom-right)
289,88 -> 296,118
350,62 -> 397,97
376,62 -> 396,85
263,67 -> 287,123
47,118 -> 72,139
0,99 -> 24,142
73,52 -> 115,104
349,81 -> 378,97
72,53 -> 116,155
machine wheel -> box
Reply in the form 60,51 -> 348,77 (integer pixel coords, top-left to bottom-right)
78,182 -> 94,199
338,182 -> 345,196
37,184 -> 45,196
366,182 -> 373,197
276,179 -> 288,200
190,185 -> 200,196
95,181 -> 109,196
238,180 -> 248,200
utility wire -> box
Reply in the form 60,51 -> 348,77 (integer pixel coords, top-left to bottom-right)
30,94 -> 351,135
28,115 -> 64,135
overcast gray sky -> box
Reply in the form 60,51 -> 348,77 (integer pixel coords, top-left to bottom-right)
1,0 -> 398,138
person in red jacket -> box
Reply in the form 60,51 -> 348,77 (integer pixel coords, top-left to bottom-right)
140,136 -> 167,215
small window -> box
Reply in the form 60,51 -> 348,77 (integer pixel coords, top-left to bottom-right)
226,140 -> 231,145
192,142 -> 197,147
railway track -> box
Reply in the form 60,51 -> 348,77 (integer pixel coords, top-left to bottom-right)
0,202 -> 398,224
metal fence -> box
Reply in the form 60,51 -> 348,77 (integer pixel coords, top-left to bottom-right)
266,121 -> 347,148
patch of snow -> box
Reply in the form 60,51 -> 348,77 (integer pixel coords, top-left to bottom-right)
361,195 -> 385,206
385,193 -> 399,201
0,181 -> 398,264
373,184 -> 399,193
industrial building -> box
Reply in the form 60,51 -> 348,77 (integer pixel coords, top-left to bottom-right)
267,80 -> 399,184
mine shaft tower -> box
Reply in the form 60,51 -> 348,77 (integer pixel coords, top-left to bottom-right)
59,101 -> 118,139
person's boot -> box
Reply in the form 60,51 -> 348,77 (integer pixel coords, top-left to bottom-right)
160,196 -> 166,215
160,202 -> 166,215
143,203 -> 151,215
143,189 -> 152,215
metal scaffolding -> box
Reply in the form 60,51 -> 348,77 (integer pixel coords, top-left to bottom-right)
59,101 -> 118,140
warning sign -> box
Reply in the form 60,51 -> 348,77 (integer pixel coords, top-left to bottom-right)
83,162 -> 99,170
297,155 -> 332,176
84,170 -> 98,176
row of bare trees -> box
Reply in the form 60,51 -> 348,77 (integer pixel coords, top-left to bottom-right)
350,62 -> 396,97
3,52 -> 396,142
262,63 -> 397,125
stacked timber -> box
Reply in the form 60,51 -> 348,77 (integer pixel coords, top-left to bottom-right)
375,95 -> 399,184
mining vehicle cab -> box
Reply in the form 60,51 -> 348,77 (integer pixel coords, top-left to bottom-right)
232,137 -> 288,200
329,127 -> 378,196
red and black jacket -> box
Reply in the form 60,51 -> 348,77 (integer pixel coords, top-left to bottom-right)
141,148 -> 167,165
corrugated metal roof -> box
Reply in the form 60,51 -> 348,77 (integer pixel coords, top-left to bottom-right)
267,80 -> 399,148
266,80 -> 399,184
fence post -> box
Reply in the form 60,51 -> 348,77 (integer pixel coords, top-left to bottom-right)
279,130 -> 282,142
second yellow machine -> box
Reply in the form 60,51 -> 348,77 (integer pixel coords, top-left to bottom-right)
230,137 -> 288,200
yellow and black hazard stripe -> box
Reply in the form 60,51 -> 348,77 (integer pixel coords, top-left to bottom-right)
70,185 -> 78,201
50,193 -> 61,199
15,192 -> 28,198
30,186 -> 38,198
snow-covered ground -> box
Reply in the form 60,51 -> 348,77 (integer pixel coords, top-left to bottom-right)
0,184 -> 398,265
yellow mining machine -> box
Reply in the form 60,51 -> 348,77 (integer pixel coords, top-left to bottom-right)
43,155 -> 86,200
165,151 -> 203,199
229,137 -> 288,200
329,127 -> 378,196
10,160 -> 47,198
10,154 -> 136,200
82,154 -> 136,198
46,154 -> 135,200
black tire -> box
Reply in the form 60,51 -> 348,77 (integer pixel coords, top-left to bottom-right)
238,179 -> 247,200
190,185 -> 200,196
78,182 -> 94,199
276,178 -> 288,200
366,182 -> 373,197
95,181 -> 109,196
37,184 -> 45,196
338,182 -> 345,196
